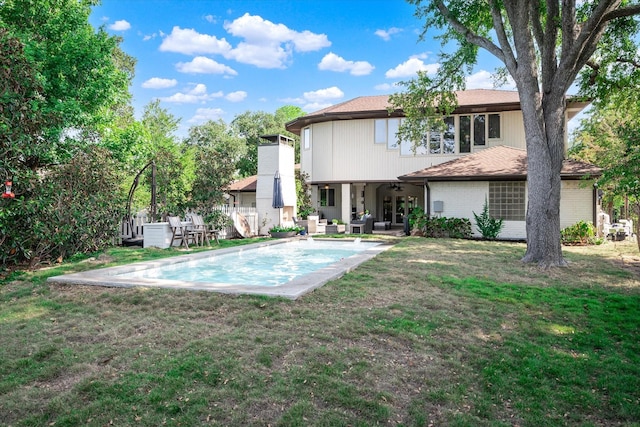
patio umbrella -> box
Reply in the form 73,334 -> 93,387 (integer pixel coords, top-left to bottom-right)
272,170 -> 284,209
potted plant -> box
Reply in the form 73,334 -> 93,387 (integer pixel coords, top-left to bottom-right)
327,219 -> 346,234
269,225 -> 304,238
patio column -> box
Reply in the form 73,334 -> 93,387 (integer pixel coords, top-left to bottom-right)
341,183 -> 350,223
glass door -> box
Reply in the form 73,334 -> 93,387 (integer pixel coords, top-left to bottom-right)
395,196 -> 405,224
383,196 -> 393,222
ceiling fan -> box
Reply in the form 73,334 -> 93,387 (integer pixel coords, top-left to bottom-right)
388,183 -> 404,192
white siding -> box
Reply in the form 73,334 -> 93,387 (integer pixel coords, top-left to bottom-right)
311,122 -> 334,182
305,111 -> 527,183
560,180 -> 595,228
487,111 -> 526,150
429,179 -> 595,239
429,181 -> 527,239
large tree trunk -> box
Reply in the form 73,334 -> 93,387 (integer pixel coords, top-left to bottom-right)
519,91 -> 568,267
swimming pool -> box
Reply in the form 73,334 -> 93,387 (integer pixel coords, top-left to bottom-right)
48,238 -> 392,299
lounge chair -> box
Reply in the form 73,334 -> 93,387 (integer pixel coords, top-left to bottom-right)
168,216 -> 198,248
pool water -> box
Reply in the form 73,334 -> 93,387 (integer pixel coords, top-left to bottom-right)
48,238 -> 391,299
116,239 -> 381,287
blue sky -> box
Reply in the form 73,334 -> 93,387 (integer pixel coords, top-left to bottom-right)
90,0 -> 514,136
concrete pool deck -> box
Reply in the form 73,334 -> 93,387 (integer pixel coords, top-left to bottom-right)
47,238 -> 394,299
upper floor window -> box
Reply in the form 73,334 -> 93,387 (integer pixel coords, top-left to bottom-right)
461,113 -> 501,148
379,113 -> 501,155
429,117 -> 455,154
374,118 -> 401,149
303,127 -> 311,150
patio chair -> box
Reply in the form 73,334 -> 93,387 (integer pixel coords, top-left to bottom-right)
190,214 -> 220,245
349,217 -> 374,234
168,216 -> 198,248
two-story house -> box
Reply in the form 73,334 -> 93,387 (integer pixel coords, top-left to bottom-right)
285,89 -> 600,239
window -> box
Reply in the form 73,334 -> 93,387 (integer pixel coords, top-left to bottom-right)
474,114 -> 486,146
427,117 -> 455,154
385,113 -> 500,155
303,127 -> 311,150
374,118 -> 401,149
387,118 -> 400,149
489,182 -> 526,220
320,187 -> 335,207
443,117 -> 455,153
488,114 -> 501,139
374,120 -> 386,144
459,115 -> 471,153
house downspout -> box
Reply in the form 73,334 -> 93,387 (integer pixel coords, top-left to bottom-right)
424,179 -> 431,216
593,183 -> 598,233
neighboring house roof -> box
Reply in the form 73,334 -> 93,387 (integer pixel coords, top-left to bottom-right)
285,89 -> 589,134
398,146 -> 601,182
227,164 -> 301,192
227,175 -> 257,192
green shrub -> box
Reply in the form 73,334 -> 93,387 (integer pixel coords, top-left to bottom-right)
1,146 -> 126,266
424,217 -> 472,238
408,207 -> 428,230
408,207 -> 471,239
269,225 -> 304,233
561,220 -> 597,245
204,210 -> 234,230
473,198 -> 504,240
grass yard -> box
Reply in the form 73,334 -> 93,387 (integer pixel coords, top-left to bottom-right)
1,237 -> 639,426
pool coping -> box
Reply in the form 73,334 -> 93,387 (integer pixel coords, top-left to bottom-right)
47,238 -> 394,299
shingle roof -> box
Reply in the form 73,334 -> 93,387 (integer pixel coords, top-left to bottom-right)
227,164 -> 301,192
398,146 -> 601,181
285,89 -> 589,134
311,90 -> 522,115
227,175 -> 257,192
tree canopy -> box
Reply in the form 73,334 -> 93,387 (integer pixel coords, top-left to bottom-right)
391,0 -> 640,266
570,90 -> 640,250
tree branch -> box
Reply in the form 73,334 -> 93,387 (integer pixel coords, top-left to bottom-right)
433,0 -> 506,63
603,3 -> 640,21
490,0 -> 518,73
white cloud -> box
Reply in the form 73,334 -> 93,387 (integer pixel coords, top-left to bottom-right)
224,13 -> 330,52
188,107 -> 226,123
223,13 -> 330,68
303,86 -> 344,103
158,15 -> 330,70
375,27 -> 402,41
465,70 -> 494,89
176,56 -> 238,75
141,77 -> 178,89
302,102 -> 333,112
204,14 -> 217,24
466,70 -> 517,90
160,84 -> 224,103
159,26 -> 232,55
225,91 -> 247,102
229,41 -> 291,69
318,52 -> 374,76
385,56 -> 439,79
109,20 -> 131,31
143,33 -> 157,41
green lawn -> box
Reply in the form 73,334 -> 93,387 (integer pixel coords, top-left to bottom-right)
1,237 -> 639,426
